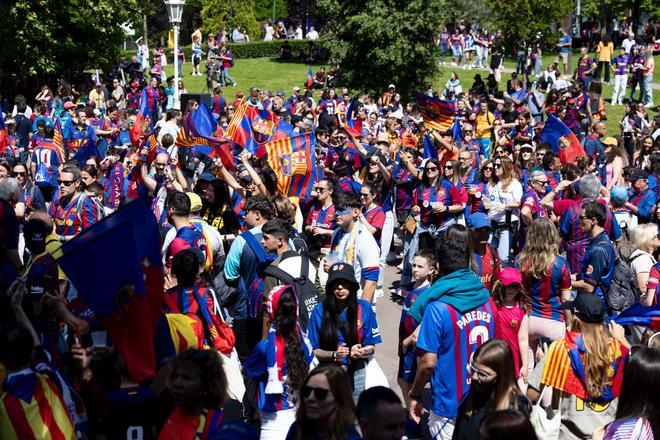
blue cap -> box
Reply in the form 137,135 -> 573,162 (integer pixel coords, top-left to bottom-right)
198,172 -> 216,182
467,212 -> 491,230
610,186 -> 629,206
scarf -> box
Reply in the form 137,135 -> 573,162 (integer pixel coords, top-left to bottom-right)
407,268 -> 490,321
541,332 -> 628,402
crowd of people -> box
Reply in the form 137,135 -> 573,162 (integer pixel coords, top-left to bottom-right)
0,20 -> 658,440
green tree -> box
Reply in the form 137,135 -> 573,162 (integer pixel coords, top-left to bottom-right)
491,0 -> 572,51
255,0 -> 287,22
0,0 -> 140,78
201,0 -> 260,41
318,0 -> 447,98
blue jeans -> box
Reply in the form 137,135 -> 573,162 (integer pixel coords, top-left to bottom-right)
221,68 -> 235,86
490,222 -> 518,267
642,76 -> 654,106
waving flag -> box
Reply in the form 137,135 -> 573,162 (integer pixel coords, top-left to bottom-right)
190,102 -> 218,138
0,372 -> 76,440
414,91 -> 456,132
54,198 -> 164,382
451,117 -> 462,141
538,115 -> 586,165
263,132 -> 317,200
608,304 -> 660,330
422,134 -> 438,160
0,105 -> 10,155
130,89 -> 151,147
225,99 -> 281,155
52,119 -> 66,158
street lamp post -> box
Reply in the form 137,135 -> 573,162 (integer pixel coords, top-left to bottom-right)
165,0 -> 185,110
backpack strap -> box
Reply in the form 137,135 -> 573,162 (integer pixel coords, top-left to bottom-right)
241,231 -> 266,264
263,265 -> 296,284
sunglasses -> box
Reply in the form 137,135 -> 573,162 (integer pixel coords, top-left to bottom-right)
466,363 -> 495,381
443,165 -> 453,170
359,193 -> 371,198
58,179 -> 76,186
314,187 -> 328,193
484,166 -> 493,171
301,385 -> 330,400
494,164 -> 502,168
425,166 -> 438,172
13,171 -> 26,177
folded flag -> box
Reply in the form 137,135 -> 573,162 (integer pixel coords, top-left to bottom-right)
608,304 -> 660,330
54,198 -> 164,382
414,91 -> 456,132
451,117 -> 462,142
263,132 -> 318,200
538,115 -> 586,164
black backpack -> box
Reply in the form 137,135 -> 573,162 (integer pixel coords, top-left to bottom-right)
263,254 -> 319,331
608,247 -> 643,313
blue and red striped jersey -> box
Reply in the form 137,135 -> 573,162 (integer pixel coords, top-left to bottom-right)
399,284 -> 429,356
555,198 -> 621,273
414,179 -> 461,228
472,245 -> 500,291
416,298 -> 498,418
520,256 -> 572,321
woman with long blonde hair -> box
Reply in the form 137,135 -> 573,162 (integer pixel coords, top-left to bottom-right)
526,294 -> 630,440
486,156 -> 522,266
518,218 -> 572,362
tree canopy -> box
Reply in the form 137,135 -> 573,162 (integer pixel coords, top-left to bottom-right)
318,0 -> 446,98
201,0 -> 260,41
0,0 -> 140,79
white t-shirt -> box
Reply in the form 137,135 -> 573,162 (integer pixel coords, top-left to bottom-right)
622,38 -> 635,53
630,249 -> 656,276
486,179 -> 523,223
306,30 -> 319,40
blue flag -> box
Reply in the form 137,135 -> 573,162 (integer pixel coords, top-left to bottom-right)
608,304 -> 660,330
72,139 -> 100,166
422,134 -> 438,160
451,117 -> 462,142
191,102 -> 218,138
538,115 -> 586,164
55,198 -> 163,381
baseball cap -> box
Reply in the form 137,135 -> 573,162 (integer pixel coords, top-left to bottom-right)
626,168 -> 648,182
388,84 -> 396,89
561,293 -> 605,323
198,172 -> 216,183
610,186 -> 629,206
467,212 -> 491,230
63,101 -> 76,110
499,267 -> 523,286
520,143 -> 533,152
326,262 -> 360,295
293,86 -> 301,92
276,89 -> 285,97
602,137 -> 618,147
187,192 -> 202,213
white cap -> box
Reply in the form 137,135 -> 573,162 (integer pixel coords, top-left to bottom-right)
388,84 -> 396,89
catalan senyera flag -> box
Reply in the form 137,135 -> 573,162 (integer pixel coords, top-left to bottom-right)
52,119 -> 66,160
0,371 -> 76,440
541,332 -> 627,402
129,89 -> 151,147
263,132 -> 317,200
414,91 -> 456,132
539,115 -> 587,165
54,198 -> 164,382
154,313 -> 205,365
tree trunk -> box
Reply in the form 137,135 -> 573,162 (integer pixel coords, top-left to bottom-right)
631,0 -> 640,36
142,13 -> 148,42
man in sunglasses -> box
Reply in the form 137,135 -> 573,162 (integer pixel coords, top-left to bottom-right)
48,166 -> 101,242
327,192 -> 379,303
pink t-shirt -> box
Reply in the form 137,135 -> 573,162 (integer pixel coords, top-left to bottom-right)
495,302 -> 526,377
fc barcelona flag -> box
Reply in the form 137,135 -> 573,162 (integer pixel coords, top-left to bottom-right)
0,372 -> 76,440
226,99 -> 282,154
538,115 -> 586,165
609,304 -> 660,330
263,132 -> 317,200
414,91 -> 456,132
54,198 -> 164,382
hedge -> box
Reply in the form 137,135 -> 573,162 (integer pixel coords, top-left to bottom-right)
121,39 -> 327,62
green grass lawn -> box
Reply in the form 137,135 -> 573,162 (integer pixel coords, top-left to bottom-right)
165,56 -> 657,135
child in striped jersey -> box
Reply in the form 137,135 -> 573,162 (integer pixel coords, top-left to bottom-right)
398,249 -> 437,438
